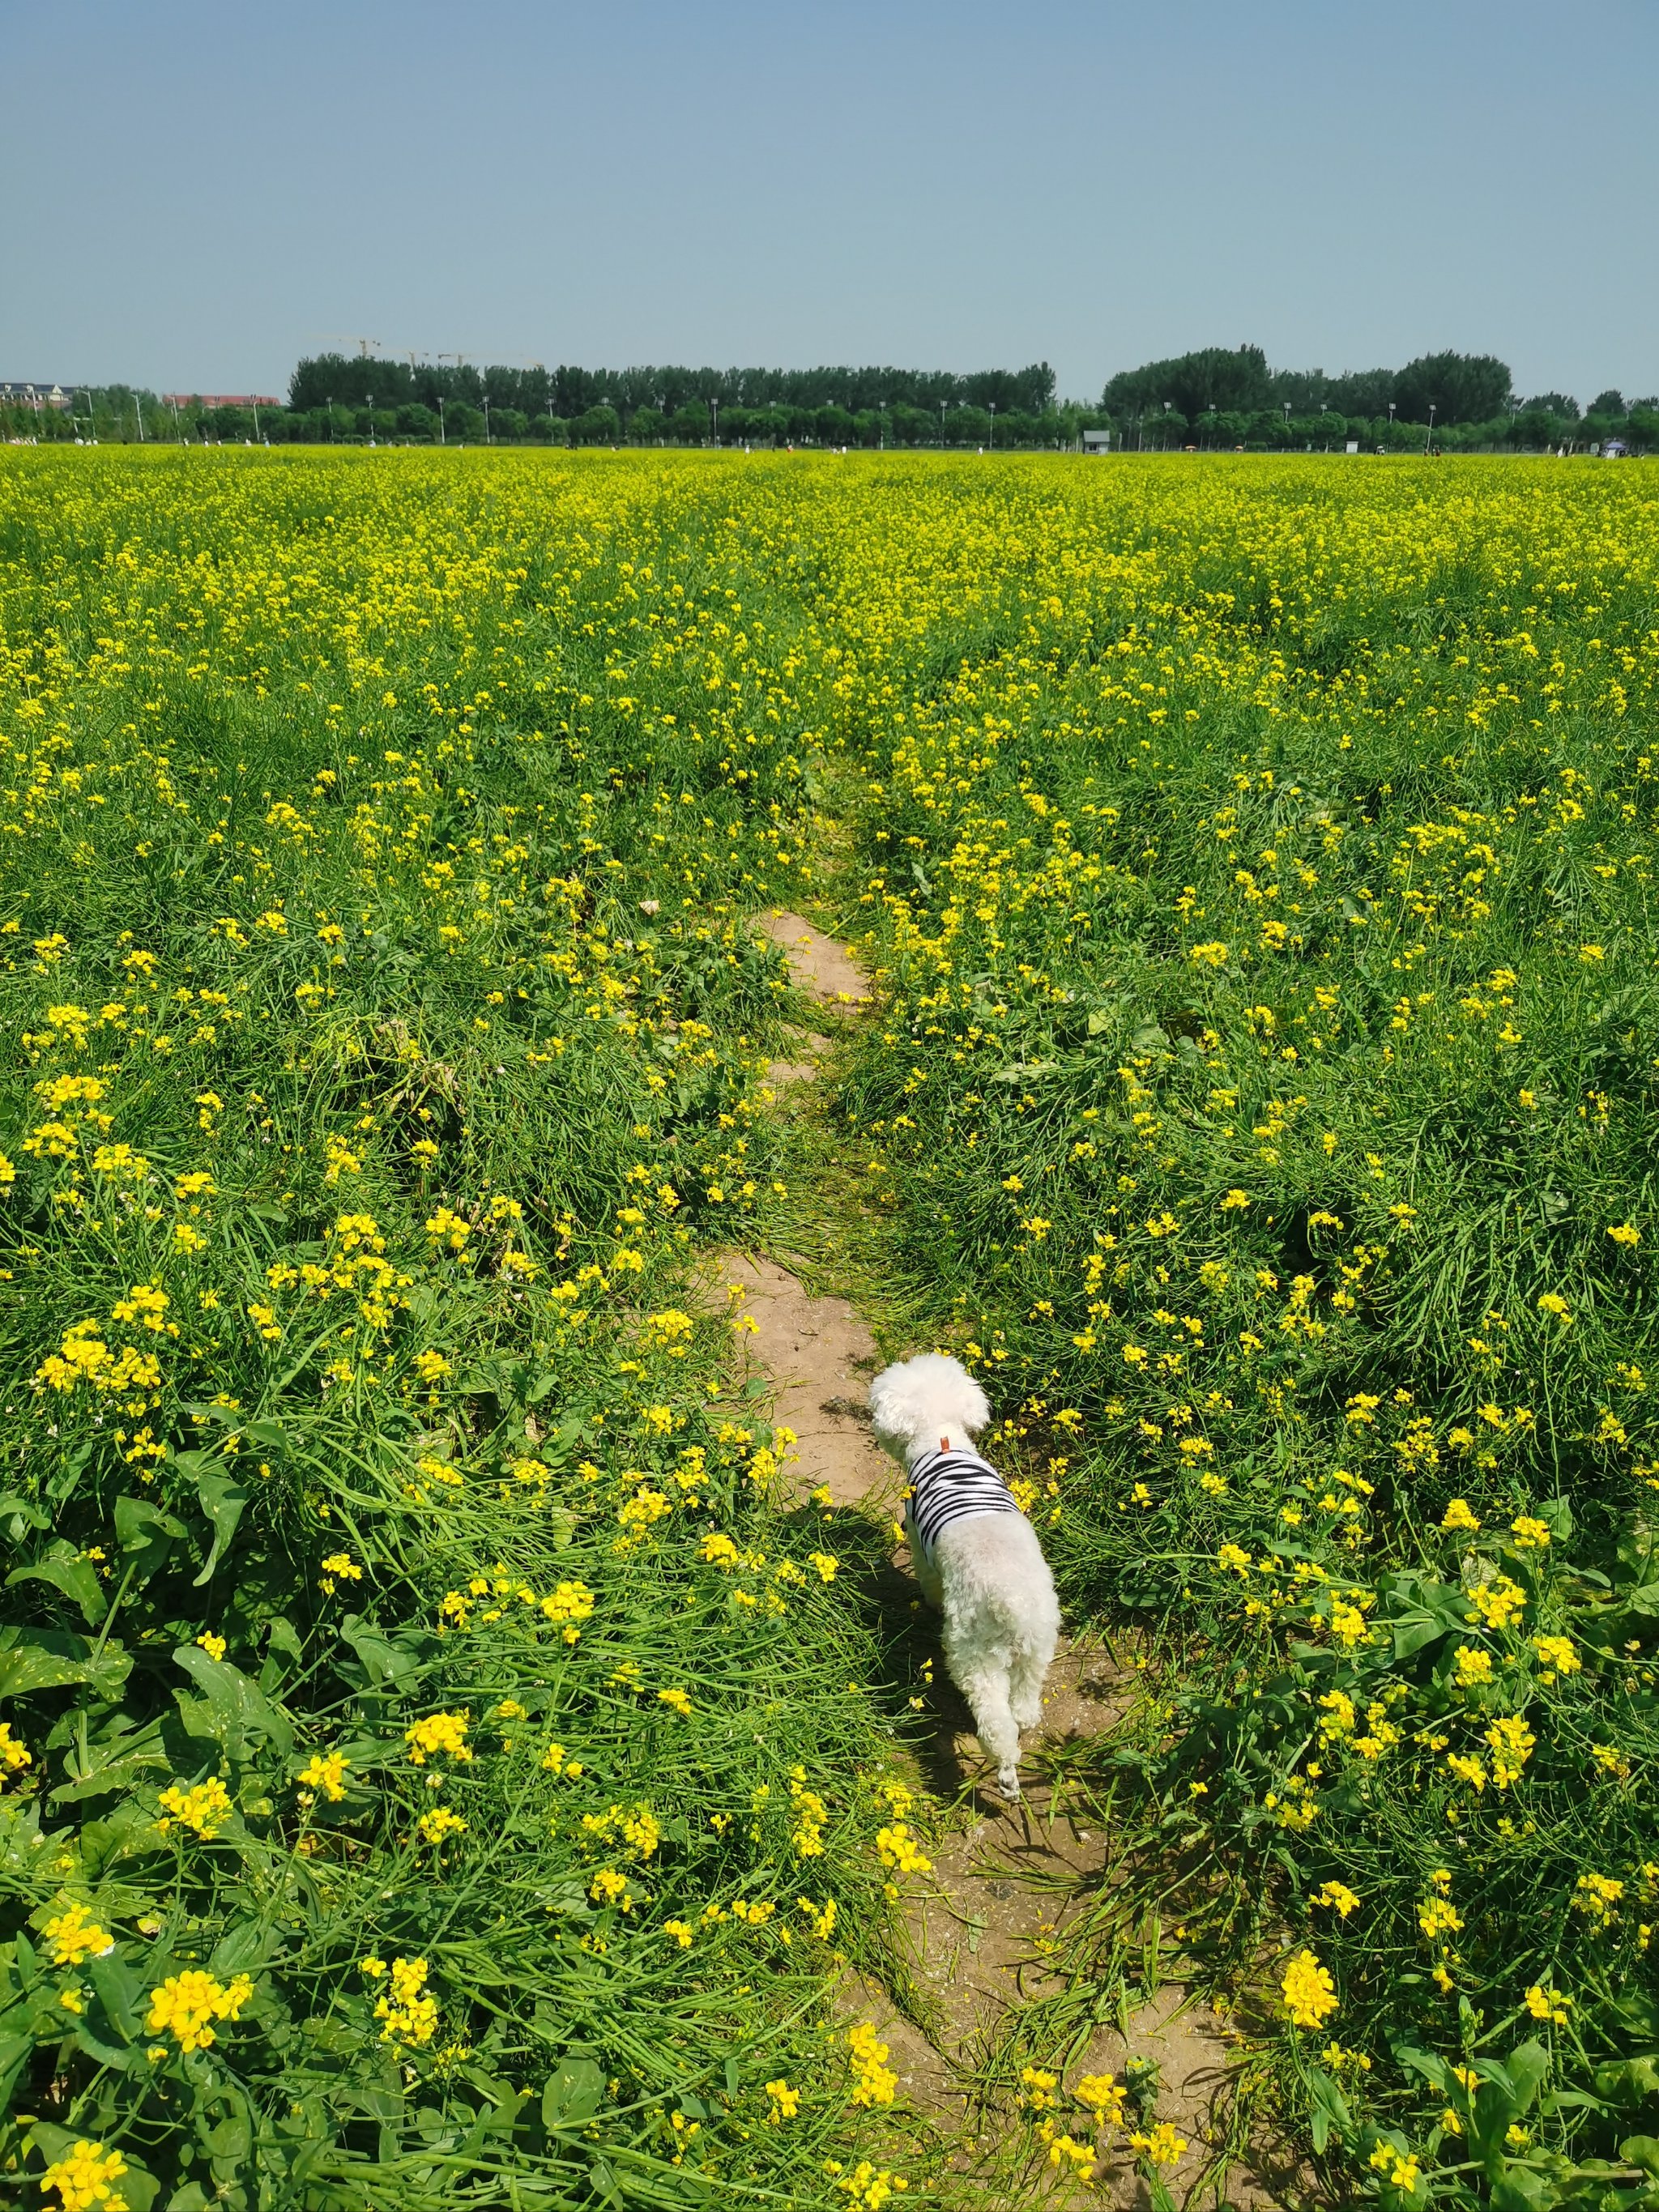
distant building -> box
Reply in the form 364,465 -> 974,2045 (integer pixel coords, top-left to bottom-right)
1,382 -> 78,408
163,394 -> 282,410
1081,429 -> 1112,452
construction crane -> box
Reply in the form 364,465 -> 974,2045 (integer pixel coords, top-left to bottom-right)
310,334 -> 384,358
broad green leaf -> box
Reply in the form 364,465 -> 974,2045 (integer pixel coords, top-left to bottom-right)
543,2057 -> 603,2128
89,1950 -> 143,2042
192,1464 -> 249,1585
52,1716 -> 169,1805
113,1495 -> 186,1585
1303,2065 -> 1351,2152
0,1630 -> 131,1703
172,1643 -> 293,1755
1507,2039 -> 1552,2117
7,1541 -> 108,1626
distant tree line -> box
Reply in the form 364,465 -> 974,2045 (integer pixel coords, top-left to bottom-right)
5,349 -> 1652,453
1100,343 -> 1658,453
2,360 -> 1074,450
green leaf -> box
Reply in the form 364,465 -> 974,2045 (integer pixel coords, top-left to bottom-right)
53,1715 -> 169,1805
89,1950 -> 144,2042
338,1614 -> 429,1691
7,1540 -> 108,1626
114,1495 -> 186,1585
1489,2167 -> 1555,2212
1380,1573 -> 1470,1659
264,1617 -> 304,1664
172,1645 -> 293,1755
1623,2138 -> 1659,2178
1537,1494 -> 1575,1546
0,1628 -> 131,1703
0,1492 -> 49,1540
0,2029 -> 32,2109
542,2057 -> 603,2129
1303,2065 -> 1351,2153
192,1464 -> 249,1585
1508,2039 -> 1552,2118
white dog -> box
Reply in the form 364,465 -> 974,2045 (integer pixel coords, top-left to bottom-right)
868,1353 -> 1060,1800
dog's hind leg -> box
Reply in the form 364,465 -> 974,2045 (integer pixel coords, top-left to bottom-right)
1009,1636 -> 1053,1734
947,1636 -> 1023,1800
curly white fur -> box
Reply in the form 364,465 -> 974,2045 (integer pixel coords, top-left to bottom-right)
868,1353 -> 1060,1799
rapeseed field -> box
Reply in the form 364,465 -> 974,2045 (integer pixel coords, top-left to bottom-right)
1,447 -> 1657,2212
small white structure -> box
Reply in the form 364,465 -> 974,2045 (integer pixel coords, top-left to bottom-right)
1082,429 -> 1111,452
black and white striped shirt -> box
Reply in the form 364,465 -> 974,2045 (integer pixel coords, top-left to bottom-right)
905,1443 -> 1021,1566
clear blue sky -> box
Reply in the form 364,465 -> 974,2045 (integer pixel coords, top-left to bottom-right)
6,0 -> 1655,407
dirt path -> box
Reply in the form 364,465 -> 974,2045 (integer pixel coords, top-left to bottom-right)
727,908 -> 1261,2207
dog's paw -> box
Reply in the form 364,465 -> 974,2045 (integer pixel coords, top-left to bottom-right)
996,1767 -> 1022,1802
1012,1699 -> 1043,1732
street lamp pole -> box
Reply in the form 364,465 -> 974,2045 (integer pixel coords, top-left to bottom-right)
988,401 -> 996,449
483,396 -> 491,444
368,390 -> 376,448
710,396 -> 719,444
1426,403 -> 1435,454
437,397 -> 446,446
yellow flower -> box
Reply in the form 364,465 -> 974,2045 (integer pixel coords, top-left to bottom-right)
145,1967 -> 254,2052
1509,1515 -> 1551,1550
374,1954 -> 438,2045
405,1711 -> 473,1765
1130,2122 -> 1188,2167
43,1901 -> 116,1968
657,1686 -> 693,1716
876,1822 -> 932,1875
1074,2070 -> 1127,2124
1282,1947 -> 1338,2028
1609,1221 -> 1641,1247
41,2139 -> 129,2212
195,1631 -> 226,1661
297,1751 -> 350,1801
1469,1576 -> 1526,1631
1439,1498 -> 1481,1532
847,2019 -> 898,2106
1312,1880 -> 1361,1919
0,1720 -> 30,1776
1418,1896 -> 1464,1941
764,2077 -> 800,2123
1525,1983 -> 1569,2024
1484,1714 -> 1536,1788
417,1805 -> 467,1844
158,1775 -> 233,1839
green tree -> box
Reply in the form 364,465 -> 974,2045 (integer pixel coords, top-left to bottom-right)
1104,344 -> 1270,423
1392,352 -> 1512,424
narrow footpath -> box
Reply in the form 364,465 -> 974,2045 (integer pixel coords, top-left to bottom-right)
715,911 -> 1266,2210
